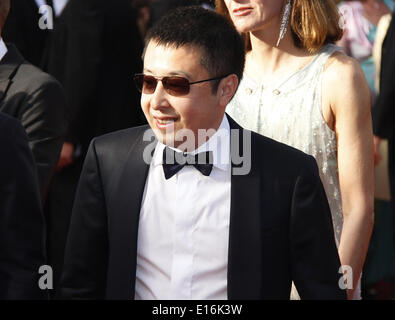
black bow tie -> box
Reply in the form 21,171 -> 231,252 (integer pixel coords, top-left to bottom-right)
162,147 -> 214,180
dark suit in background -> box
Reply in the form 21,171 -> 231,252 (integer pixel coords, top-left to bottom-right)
0,112 -> 46,299
46,0 -> 145,151
373,13 -> 395,240
43,0 -> 146,297
3,0 -> 69,70
2,0 -> 49,67
148,0 -> 200,28
0,44 -> 67,201
60,117 -> 346,300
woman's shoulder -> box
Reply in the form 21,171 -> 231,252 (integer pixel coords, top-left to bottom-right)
324,51 -> 365,86
322,50 -> 370,114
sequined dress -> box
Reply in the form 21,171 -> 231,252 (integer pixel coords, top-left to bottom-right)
226,44 -> 350,298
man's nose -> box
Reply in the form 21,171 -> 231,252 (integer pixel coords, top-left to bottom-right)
150,81 -> 169,110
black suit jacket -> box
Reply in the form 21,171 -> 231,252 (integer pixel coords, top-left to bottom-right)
0,112 -> 46,299
60,116 -> 346,300
373,13 -> 395,139
45,0 -> 146,153
0,44 -> 67,200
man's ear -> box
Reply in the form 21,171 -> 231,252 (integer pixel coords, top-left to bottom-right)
217,74 -> 239,109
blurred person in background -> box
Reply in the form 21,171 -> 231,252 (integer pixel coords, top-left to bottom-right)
0,0 -> 67,202
372,13 -> 395,300
147,0 -> 201,29
2,0 -> 69,67
0,0 -> 67,299
132,0 -> 215,40
132,0 -> 151,40
43,0 -> 147,298
337,0 -> 395,300
0,113 -> 46,300
337,0 -> 394,104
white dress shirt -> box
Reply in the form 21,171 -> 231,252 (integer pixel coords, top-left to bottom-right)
135,116 -> 232,300
0,38 -> 8,62
34,0 -> 68,16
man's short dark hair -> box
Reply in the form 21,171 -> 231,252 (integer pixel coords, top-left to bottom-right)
144,6 -> 245,92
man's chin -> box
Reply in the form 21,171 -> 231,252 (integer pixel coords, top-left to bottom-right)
151,127 -> 198,151
151,128 -> 176,147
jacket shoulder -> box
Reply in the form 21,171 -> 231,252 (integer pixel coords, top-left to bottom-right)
228,114 -> 316,174
14,62 -> 63,90
91,125 -> 151,155
250,131 -> 318,176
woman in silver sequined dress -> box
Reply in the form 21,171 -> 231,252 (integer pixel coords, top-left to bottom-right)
216,0 -> 374,299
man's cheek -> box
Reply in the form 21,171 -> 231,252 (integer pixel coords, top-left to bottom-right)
140,101 -> 150,119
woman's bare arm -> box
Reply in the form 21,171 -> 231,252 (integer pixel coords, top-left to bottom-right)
323,53 -> 375,299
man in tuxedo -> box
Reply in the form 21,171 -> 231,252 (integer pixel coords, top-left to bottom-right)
0,112 -> 46,299
373,13 -> 395,241
60,6 -> 346,300
0,0 -> 67,201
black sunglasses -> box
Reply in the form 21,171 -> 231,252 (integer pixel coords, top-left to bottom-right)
133,73 -> 229,96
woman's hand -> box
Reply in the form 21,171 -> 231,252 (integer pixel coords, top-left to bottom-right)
373,135 -> 382,166
56,142 -> 75,172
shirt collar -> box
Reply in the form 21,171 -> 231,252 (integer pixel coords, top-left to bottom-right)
152,115 -> 231,171
34,0 -> 46,8
35,0 -> 69,17
0,38 -> 8,62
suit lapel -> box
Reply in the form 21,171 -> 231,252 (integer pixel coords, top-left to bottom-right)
0,45 -> 24,103
227,115 -> 264,299
0,79 -> 10,102
107,127 -> 157,299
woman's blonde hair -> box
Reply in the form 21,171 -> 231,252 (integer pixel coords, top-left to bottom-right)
215,0 -> 343,53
